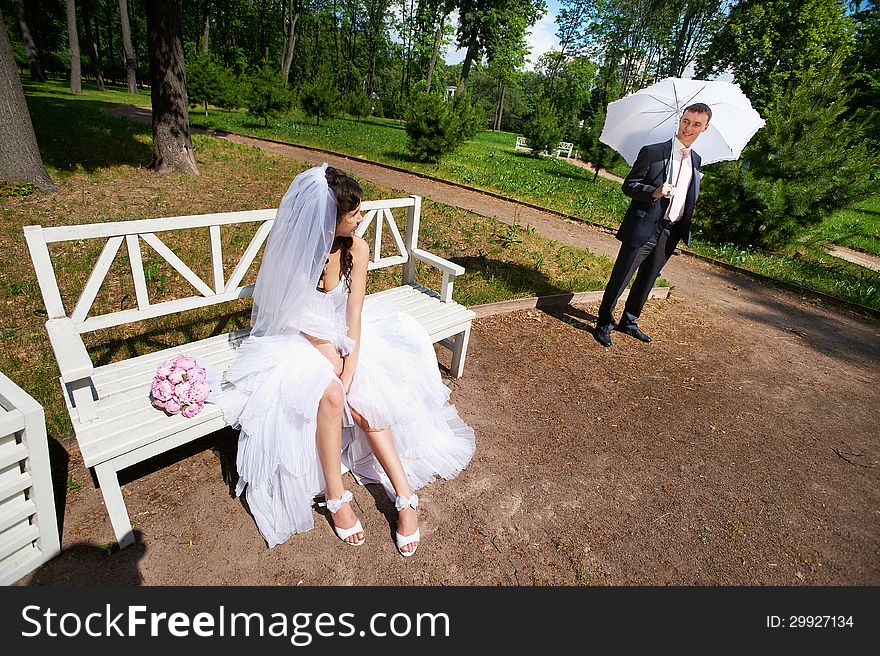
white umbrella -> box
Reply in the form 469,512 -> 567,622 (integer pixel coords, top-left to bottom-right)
600,77 -> 765,167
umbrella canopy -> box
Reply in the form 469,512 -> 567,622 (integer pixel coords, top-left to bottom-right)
600,77 -> 765,166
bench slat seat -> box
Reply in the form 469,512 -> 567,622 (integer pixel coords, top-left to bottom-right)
73,284 -> 474,470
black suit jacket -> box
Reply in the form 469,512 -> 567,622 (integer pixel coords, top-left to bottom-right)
616,139 -> 701,248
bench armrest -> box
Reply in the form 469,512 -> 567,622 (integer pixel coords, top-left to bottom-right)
410,248 -> 465,276
45,318 -> 94,384
410,248 -> 465,303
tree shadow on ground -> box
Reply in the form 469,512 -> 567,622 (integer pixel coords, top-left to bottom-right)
674,262 -> 880,368
26,96 -> 152,171
449,256 -> 575,301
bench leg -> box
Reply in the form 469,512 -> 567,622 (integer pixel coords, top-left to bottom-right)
450,326 -> 471,378
94,462 -> 136,549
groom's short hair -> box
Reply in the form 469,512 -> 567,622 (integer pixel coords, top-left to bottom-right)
684,102 -> 712,122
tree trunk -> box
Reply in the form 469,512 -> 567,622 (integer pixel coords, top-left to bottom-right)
332,0 -> 339,73
201,0 -> 210,52
104,0 -> 115,84
81,0 -> 105,90
0,11 -> 54,190
66,0 -> 81,93
425,13 -> 446,91
494,79 -> 505,131
118,0 -> 137,93
145,0 -> 198,175
346,4 -> 357,92
367,43 -> 376,96
281,1 -> 299,83
14,0 -> 45,82
457,28 -> 479,92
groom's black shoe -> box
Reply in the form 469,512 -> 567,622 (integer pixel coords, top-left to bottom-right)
616,324 -> 652,343
594,325 -> 613,348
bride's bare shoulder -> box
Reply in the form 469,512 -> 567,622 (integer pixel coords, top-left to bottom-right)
351,235 -> 370,258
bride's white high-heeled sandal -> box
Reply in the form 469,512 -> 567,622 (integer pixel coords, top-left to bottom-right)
395,493 -> 420,557
325,490 -> 365,546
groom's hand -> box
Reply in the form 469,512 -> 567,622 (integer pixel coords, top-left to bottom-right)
652,182 -> 674,198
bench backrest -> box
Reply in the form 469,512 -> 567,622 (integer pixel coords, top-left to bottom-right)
24,196 -> 423,336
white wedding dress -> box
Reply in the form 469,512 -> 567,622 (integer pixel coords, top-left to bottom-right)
214,276 -> 475,548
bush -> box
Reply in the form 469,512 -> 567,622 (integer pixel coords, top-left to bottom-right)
186,51 -> 224,115
246,63 -> 294,127
697,51 -> 876,249
300,72 -> 338,125
577,108 -> 622,181
344,91 -> 372,122
522,99 -> 563,157
215,69 -> 244,111
405,92 -> 459,162
451,92 -> 485,143
380,92 -> 406,120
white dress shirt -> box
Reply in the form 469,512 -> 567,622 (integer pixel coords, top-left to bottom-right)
667,137 -> 693,223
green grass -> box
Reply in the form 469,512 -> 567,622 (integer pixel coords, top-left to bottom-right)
189,107 -> 630,229
691,241 -> 880,309
805,195 -> 880,257
3,84 -> 619,437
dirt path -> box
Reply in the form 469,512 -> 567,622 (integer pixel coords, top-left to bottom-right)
20,109 -> 878,586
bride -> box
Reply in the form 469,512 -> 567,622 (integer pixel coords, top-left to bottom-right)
213,164 -> 475,556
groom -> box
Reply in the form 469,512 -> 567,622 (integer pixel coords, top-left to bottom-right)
594,102 -> 711,347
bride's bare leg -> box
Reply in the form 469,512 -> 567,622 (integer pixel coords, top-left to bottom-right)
351,408 -> 419,553
316,381 -> 363,544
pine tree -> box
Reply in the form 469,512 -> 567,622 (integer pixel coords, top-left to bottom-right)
300,69 -> 338,126
697,51 -> 875,249
521,99 -> 562,157
405,93 -> 459,162
246,63 -> 294,128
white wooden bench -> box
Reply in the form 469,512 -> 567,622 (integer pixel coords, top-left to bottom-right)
553,141 -> 577,158
514,136 -> 577,158
23,194 -> 474,549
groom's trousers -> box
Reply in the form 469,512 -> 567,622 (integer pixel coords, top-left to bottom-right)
597,219 -> 682,329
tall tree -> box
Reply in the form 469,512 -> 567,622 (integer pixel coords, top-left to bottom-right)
0,10 -> 55,190
14,0 -> 45,82
201,0 -> 210,52
363,0 -> 388,96
118,0 -> 138,92
81,0 -> 105,90
425,1 -> 453,90
484,0 -> 542,129
843,2 -> 879,145
549,0 -> 593,91
281,0 -> 301,82
66,0 -> 82,93
696,0 -> 855,112
145,0 -> 198,174
456,0 -> 545,92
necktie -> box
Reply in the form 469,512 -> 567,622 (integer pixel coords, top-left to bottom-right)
673,147 -> 690,186
664,147 -> 691,222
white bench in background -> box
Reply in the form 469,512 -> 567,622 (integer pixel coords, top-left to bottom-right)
24,194 -> 474,549
514,136 -> 577,158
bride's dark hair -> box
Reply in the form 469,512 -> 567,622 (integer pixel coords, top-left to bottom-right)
325,166 -> 363,288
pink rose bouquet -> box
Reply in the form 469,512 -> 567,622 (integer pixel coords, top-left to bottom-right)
150,355 -> 210,418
